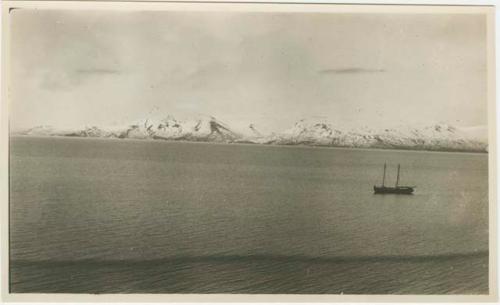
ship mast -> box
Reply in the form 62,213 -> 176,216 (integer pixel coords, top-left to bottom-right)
382,163 -> 386,187
395,164 -> 400,187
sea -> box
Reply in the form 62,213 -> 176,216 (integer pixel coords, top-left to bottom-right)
9,136 -> 489,294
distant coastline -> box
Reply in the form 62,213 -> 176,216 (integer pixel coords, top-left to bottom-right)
11,134 -> 488,154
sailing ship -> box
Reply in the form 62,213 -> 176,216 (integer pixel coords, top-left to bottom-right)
373,163 -> 415,194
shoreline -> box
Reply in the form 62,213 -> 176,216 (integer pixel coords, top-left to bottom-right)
10,134 -> 488,155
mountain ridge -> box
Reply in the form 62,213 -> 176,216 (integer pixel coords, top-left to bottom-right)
13,115 -> 488,153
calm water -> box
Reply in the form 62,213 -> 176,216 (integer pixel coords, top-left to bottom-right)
9,137 -> 489,294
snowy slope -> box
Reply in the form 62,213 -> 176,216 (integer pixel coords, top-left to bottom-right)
14,116 -> 488,152
16,116 -> 239,143
270,120 -> 488,152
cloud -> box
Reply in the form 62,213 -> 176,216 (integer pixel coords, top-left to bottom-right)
319,68 -> 385,74
40,68 -> 121,91
75,68 -> 120,75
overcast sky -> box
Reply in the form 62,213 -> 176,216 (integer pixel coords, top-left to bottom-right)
10,9 -> 487,131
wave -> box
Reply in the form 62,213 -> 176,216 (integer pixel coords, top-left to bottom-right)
11,251 -> 488,266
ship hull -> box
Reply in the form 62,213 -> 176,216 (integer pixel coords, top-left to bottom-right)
373,186 -> 414,194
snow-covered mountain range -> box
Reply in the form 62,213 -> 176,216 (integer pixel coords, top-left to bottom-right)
14,115 -> 488,153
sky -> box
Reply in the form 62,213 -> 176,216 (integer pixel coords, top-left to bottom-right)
10,9 -> 488,132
